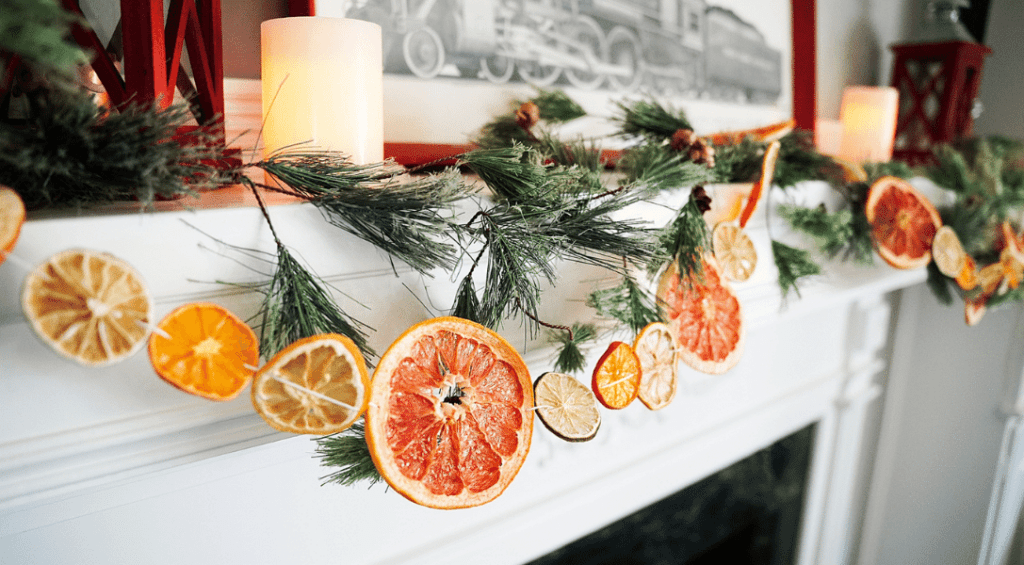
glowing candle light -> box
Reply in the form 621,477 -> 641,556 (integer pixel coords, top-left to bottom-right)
261,17 -> 384,164
838,86 -> 900,163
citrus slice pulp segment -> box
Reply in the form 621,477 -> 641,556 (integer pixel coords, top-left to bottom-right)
738,140 -> 781,228
0,187 -> 26,263
22,249 -> 152,366
932,225 -> 967,278
252,333 -> 368,434
633,322 -> 677,410
150,302 -> 259,401
657,258 -> 744,375
533,372 -> 601,442
865,176 -> 942,270
365,317 -> 533,509
591,341 -> 641,410
712,223 -> 758,282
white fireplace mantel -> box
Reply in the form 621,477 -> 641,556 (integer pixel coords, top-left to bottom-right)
0,170 -> 933,564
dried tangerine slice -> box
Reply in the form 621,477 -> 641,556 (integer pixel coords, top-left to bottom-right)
252,333 -> 368,434
1000,221 -> 1024,264
633,322 -> 677,410
0,186 -> 26,264
705,119 -> 796,146
712,223 -> 757,282
932,225 -> 967,278
657,257 -> 744,375
965,297 -> 987,326
365,317 -> 533,509
533,372 -> 601,442
149,303 -> 259,401
956,255 -> 979,291
865,176 -> 942,270
591,341 -> 641,410
22,249 -> 152,366
738,140 -> 781,228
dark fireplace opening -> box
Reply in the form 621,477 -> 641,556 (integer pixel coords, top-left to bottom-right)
526,424 -> 816,565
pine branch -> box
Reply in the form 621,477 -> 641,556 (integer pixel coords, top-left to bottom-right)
772,131 -> 844,189
532,90 -> 587,123
613,99 -> 691,143
257,242 -> 374,359
617,144 -> 716,195
315,420 -> 382,487
475,210 -> 554,330
712,137 -> 765,183
0,0 -> 88,83
863,161 -> 915,183
772,240 -> 821,299
548,323 -> 597,374
257,152 -> 466,273
649,187 -> 712,280
460,145 -> 548,202
0,92 -> 226,209
780,204 -> 873,263
535,132 -> 605,172
451,275 -> 483,324
586,274 -> 661,334
473,90 -> 586,150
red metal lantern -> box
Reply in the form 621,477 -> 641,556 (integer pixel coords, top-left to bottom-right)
889,40 -> 991,164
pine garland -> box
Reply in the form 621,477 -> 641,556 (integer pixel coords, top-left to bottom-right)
650,187 -> 712,281
586,274 -> 661,335
617,144 -> 716,195
613,99 -> 692,143
0,0 -> 87,82
315,420 -> 381,487
780,204 -> 874,263
772,239 -> 822,299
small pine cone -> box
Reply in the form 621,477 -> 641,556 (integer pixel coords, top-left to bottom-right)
690,185 -> 712,214
670,128 -> 695,152
515,101 -> 540,131
689,139 -> 716,168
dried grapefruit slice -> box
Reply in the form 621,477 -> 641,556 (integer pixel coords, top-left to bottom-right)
150,303 -> 259,401
657,257 -> 744,375
738,140 -> 781,228
591,341 -> 641,410
865,176 -> 942,270
22,249 -> 152,366
365,317 -> 533,509
533,372 -> 601,442
932,225 -> 967,278
252,333 -> 368,434
633,322 -> 677,410
712,223 -> 757,282
0,186 -> 25,264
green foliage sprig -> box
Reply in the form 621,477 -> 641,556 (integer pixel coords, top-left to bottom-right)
617,144 -> 716,195
780,204 -> 873,263
650,187 -> 712,280
548,323 -> 597,374
256,151 -> 467,274
0,92 -> 226,209
613,99 -> 692,143
475,90 -> 587,151
315,420 -> 381,487
772,239 -> 822,299
0,0 -> 87,83
586,274 -> 661,335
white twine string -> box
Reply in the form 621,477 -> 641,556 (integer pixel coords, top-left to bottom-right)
136,318 -> 172,339
1,249 -> 50,280
266,372 -> 359,411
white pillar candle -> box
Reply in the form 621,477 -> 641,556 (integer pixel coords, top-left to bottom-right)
838,86 -> 900,164
814,118 -> 844,156
261,17 -> 384,164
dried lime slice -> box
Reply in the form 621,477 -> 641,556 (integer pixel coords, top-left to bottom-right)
534,372 -> 601,442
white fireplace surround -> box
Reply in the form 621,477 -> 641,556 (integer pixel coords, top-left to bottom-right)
3,81 -> 1014,564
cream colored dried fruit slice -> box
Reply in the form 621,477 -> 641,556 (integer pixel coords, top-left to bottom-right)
712,223 -> 758,282
932,225 -> 967,278
252,333 -> 369,435
533,372 -> 601,442
22,249 -> 152,366
633,322 -> 677,410
0,186 -> 26,264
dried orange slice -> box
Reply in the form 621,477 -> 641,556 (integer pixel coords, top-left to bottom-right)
633,322 -> 677,410
705,119 -> 796,146
712,223 -> 757,282
591,341 -> 641,410
705,183 -> 750,225
533,372 -> 601,442
965,297 -> 987,326
932,225 -> 967,278
252,333 -> 368,434
149,302 -> 259,401
22,249 -> 152,366
956,255 -> 979,291
865,176 -> 942,270
365,317 -> 533,509
738,140 -> 780,228
0,186 -> 26,264
1000,221 -> 1024,264
832,156 -> 869,183
657,257 -> 744,375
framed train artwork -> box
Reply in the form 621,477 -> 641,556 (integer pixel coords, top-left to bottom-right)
294,0 -> 816,165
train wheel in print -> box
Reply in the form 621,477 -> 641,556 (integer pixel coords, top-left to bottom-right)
517,33 -> 561,87
403,26 -> 445,79
562,15 -> 607,90
606,26 -> 643,92
480,53 -> 514,84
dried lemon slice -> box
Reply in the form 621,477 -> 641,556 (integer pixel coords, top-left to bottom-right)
0,186 -> 26,264
633,322 -> 677,410
932,225 -> 967,278
533,372 -> 601,442
253,333 -> 369,435
22,249 -> 152,366
712,223 -> 757,282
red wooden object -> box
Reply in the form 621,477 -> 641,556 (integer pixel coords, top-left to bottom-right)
791,0 -> 816,133
890,40 -> 990,164
60,0 -> 228,146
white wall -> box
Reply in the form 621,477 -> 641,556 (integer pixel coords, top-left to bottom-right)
973,0 -> 1024,139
